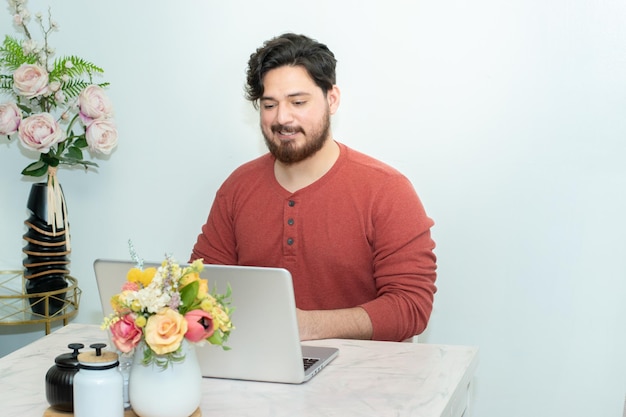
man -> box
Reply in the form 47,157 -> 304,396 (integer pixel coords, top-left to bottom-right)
190,33 -> 437,342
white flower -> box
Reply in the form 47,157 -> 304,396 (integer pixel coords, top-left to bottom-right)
136,282 -> 172,314
48,81 -> 61,92
54,90 -> 66,104
21,39 -> 37,55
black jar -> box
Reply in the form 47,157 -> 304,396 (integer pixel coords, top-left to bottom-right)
45,343 -> 84,411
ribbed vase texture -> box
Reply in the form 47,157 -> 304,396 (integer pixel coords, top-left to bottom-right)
23,182 -> 70,314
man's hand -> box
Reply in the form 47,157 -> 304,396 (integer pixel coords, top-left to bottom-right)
296,307 -> 373,341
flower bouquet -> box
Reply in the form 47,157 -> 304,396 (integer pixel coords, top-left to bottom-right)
1,0 -> 118,178
102,256 -> 233,368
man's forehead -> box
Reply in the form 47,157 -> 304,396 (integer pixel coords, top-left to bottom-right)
261,67 -> 319,99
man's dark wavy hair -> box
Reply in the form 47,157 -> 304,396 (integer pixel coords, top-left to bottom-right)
245,33 -> 337,108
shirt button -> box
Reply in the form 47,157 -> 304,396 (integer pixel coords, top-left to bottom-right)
288,200 -> 296,207
287,218 -> 294,226
287,238 -> 294,245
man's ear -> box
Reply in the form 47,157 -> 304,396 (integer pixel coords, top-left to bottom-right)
327,85 -> 340,115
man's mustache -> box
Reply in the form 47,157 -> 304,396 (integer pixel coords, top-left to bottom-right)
271,124 -> 304,134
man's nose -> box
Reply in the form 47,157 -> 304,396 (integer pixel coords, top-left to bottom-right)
275,104 -> 294,125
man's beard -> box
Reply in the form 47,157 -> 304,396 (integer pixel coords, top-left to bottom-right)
262,109 -> 331,164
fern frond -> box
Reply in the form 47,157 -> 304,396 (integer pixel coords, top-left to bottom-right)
50,55 -> 104,82
0,36 -> 37,71
61,79 -> 91,99
1,74 -> 13,91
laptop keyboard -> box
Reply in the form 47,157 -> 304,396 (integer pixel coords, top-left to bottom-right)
303,357 -> 319,371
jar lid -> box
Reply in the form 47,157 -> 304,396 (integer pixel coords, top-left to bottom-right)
54,343 -> 84,368
77,343 -> 119,367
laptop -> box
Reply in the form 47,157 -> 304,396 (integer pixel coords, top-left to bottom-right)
93,259 -> 339,384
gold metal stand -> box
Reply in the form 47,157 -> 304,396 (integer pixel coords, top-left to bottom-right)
0,270 -> 81,334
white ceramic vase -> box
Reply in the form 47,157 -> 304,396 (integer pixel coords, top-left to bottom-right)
129,340 -> 202,417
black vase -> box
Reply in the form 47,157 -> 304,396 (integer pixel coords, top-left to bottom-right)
22,182 -> 70,315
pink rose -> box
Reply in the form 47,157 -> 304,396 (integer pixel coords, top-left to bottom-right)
110,314 -> 143,353
184,310 -> 215,343
144,308 -> 188,355
121,281 -> 139,291
85,119 -> 118,154
78,85 -> 114,126
13,64 -> 49,99
18,113 -> 66,153
0,102 -> 22,135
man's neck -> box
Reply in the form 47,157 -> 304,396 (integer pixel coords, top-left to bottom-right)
274,139 -> 340,193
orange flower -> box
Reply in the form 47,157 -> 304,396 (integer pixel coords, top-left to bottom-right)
144,308 -> 187,355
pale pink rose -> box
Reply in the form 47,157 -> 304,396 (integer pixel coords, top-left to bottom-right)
85,119 -> 118,154
0,102 -> 22,135
18,113 -> 66,153
184,310 -> 215,343
78,85 -> 114,126
13,63 -> 49,99
110,314 -> 143,353
144,308 -> 188,355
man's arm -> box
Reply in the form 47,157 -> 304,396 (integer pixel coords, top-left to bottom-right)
296,307 -> 373,340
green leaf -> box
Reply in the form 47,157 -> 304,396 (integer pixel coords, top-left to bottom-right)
66,146 -> 83,160
74,137 -> 88,148
207,331 -> 223,345
41,153 -> 60,167
21,160 -> 49,177
57,156 -> 98,168
15,103 -> 32,114
179,281 -> 199,314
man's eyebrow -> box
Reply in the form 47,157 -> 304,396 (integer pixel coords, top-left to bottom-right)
260,92 -> 312,101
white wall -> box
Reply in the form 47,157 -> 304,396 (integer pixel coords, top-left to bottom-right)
1,1 -> 625,416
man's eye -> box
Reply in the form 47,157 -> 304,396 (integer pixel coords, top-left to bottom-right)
293,101 -> 306,106
262,103 -> 276,110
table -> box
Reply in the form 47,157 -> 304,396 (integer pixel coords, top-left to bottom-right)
0,323 -> 478,417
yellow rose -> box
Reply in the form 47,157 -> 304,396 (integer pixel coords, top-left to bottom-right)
189,259 -> 204,271
200,296 -> 215,312
180,271 -> 200,287
110,294 -> 124,313
211,306 -> 233,332
197,279 -> 209,298
144,308 -> 188,355
127,267 -> 157,287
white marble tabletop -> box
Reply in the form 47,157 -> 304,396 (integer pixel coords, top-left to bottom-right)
0,323 -> 478,417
